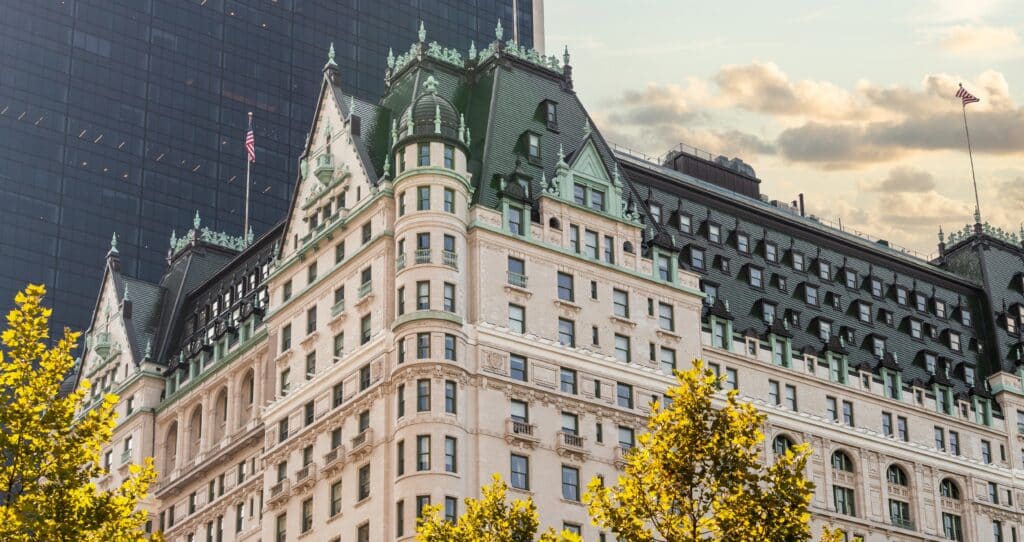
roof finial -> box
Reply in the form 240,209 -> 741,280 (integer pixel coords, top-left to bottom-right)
387,47 -> 395,69
468,41 -> 477,61
327,42 -> 336,65
613,164 -> 621,186
247,226 -> 254,244
938,226 -> 945,244
495,19 -> 504,41
193,210 -> 201,229
122,283 -> 130,303
423,75 -> 439,94
974,206 -> 981,224
109,232 -> 119,255
169,229 -> 177,249
563,45 -> 570,66
459,113 -> 466,143
383,153 -> 391,178
583,118 -> 591,138
144,339 -> 152,359
434,104 -> 442,134
558,143 -> 565,163
418,20 -> 426,42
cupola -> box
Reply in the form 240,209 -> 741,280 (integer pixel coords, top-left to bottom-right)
394,76 -> 464,149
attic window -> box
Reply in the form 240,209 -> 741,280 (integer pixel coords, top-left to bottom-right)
545,101 -> 558,129
527,133 -> 541,161
649,204 -> 662,224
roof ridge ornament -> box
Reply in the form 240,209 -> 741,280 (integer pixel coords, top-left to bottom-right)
325,42 -> 337,67
434,104 -> 442,134
108,232 -> 119,255
418,21 -> 426,43
468,41 -> 477,61
495,19 -> 504,41
193,210 -> 201,229
459,113 -> 466,143
387,47 -> 395,69
423,75 -> 439,94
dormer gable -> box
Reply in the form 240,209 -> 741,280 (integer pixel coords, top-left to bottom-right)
542,137 -> 625,221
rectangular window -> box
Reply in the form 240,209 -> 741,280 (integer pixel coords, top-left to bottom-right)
417,379 -> 431,411
749,267 -> 763,288
949,430 -> 960,455
558,318 -> 575,346
443,188 -> 455,213
444,496 -> 458,523
882,412 -> 893,437
585,230 -> 599,259
418,143 -> 430,167
508,304 -> 525,333
827,396 -> 838,422
444,380 -> 457,414
792,252 -> 805,271
443,282 -> 455,312
444,334 -> 456,361
573,183 -> 586,205
708,223 -> 721,243
507,206 -> 525,235
395,500 -> 405,537
982,440 -> 992,464
560,368 -> 578,394
301,498 -> 313,533
510,400 -> 528,423
281,324 -> 292,352
510,454 -> 529,490
614,334 -> 631,363
658,255 -> 672,281
557,272 -> 574,302
833,486 -> 856,516
590,189 -> 606,211
561,465 -> 580,501
417,186 -> 431,211
361,222 -> 372,244
658,303 -> 674,331
510,354 -> 527,381
417,435 -> 431,471
617,382 -> 633,408
444,437 -> 457,473
805,285 -> 818,306
935,427 -> 946,451
618,426 -> 635,449
769,380 -> 780,405
360,314 -> 371,344
690,247 -> 705,270
844,269 -> 857,288
897,416 -> 908,441
396,440 -> 405,475
569,225 -> 580,253
443,145 -> 454,169
858,302 -> 871,323
416,281 -> 429,310
613,289 -> 630,318
358,464 -> 370,500
604,235 -> 614,263
842,400 -> 854,426
396,385 -> 405,418
507,257 -> 526,287
725,368 -> 738,390
785,384 -> 797,410
660,347 -> 676,375
527,134 -> 540,159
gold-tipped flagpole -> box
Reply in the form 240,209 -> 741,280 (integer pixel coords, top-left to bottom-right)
244,111 -> 253,243
957,83 -> 981,221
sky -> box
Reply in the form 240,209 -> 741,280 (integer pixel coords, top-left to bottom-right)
545,0 -> 1024,256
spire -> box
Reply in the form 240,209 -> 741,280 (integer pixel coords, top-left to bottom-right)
108,232 -> 119,256
387,47 -> 395,69
169,230 -> 177,250
938,226 -> 945,244
468,41 -> 477,61
193,210 -> 202,229
563,45 -> 570,66
495,19 -> 504,41
434,104 -> 442,134
325,42 -> 337,67
459,113 -> 466,143
383,153 -> 391,179
418,20 -> 426,42
144,339 -> 152,360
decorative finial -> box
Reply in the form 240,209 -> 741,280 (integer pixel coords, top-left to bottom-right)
495,19 -> 504,41
459,113 -> 466,142
383,153 -> 391,177
144,339 -> 152,359
109,232 -> 119,254
558,143 -> 565,163
563,45 -> 570,66
465,126 -> 471,146
418,21 -> 426,42
434,104 -> 442,134
423,75 -> 439,94
169,230 -> 177,249
387,47 -> 395,69
938,226 -> 945,244
974,206 -> 981,224
122,283 -> 130,303
613,164 -> 621,186
247,226 -> 254,244
193,210 -> 201,229
468,41 -> 477,61
583,119 -> 591,137
391,119 -> 398,144
327,42 -> 336,64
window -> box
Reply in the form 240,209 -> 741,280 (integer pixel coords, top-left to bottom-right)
870,278 -> 883,297
989,482 -> 1000,504
510,454 -> 529,489
679,214 -> 692,234
357,523 -> 369,542
886,465 -> 908,486
888,499 -> 911,529
949,331 -> 961,351
725,368 -> 738,390
545,101 -> 558,125
831,450 -> 854,472
897,416 -> 908,441
569,225 -> 580,252
826,396 -> 838,422
833,486 -> 855,516
417,379 -> 430,411
689,247 -> 705,270
661,347 -> 676,375
765,242 -> 778,263
792,252 -> 805,271
934,427 -> 946,451
510,400 -> 528,423
585,230 -> 599,259
708,223 -> 721,243
805,284 -> 818,306
444,381 -> 457,414
280,324 -> 292,352
444,496 -> 458,523
444,437 -> 457,473
844,269 -> 857,288
558,318 -> 575,346
508,304 -> 525,333
613,289 -> 630,318
557,272 -> 574,302
396,385 -> 405,418
418,143 -> 430,166
360,315 -> 371,344
510,354 -> 527,381
942,513 -> 963,541
399,191 -> 407,215
282,280 -> 293,302
982,440 -> 992,464
773,435 -> 793,455
561,412 -> 579,435
785,384 -> 797,410
658,303 -> 674,331
882,412 -> 893,437
949,430 -> 960,455
275,513 -> 287,542
818,261 -> 831,281
657,254 -> 672,281
617,382 -> 633,408
769,380 -> 780,405
749,267 -> 763,288
444,334 -> 456,361
507,257 -> 526,287
416,435 -> 431,471
361,221 -> 373,244
279,369 -> 291,397
762,302 -> 776,324
443,144 -> 454,169
910,319 -> 923,339
527,133 -> 540,160
443,283 -> 455,312
649,204 -> 662,224
301,498 -> 313,533
560,368 -> 578,394
416,186 -> 431,212
842,400 -> 854,426
618,426 -> 635,449
818,319 -> 832,341
858,302 -> 871,323
507,206 -> 525,235
737,233 -> 750,253
442,187 -> 455,213
940,479 -> 961,499
357,464 -> 370,500
561,466 -> 580,501
395,500 -> 405,537
416,496 -> 431,518
590,189 -> 606,211
925,352 -> 937,373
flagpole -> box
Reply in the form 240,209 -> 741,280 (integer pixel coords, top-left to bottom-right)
244,111 -> 253,243
961,102 -> 981,220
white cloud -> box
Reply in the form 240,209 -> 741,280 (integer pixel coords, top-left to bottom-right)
939,24 -> 1020,53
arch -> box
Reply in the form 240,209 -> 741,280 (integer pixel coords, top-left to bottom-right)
239,368 -> 255,426
163,422 -> 178,473
772,434 -> 795,456
548,216 -> 561,230
212,387 -> 228,442
187,404 -> 203,460
623,240 -> 634,254
886,464 -> 909,486
939,478 -> 961,500
830,450 -> 854,472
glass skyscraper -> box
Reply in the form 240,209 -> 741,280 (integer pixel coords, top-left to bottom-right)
0,0 -> 541,333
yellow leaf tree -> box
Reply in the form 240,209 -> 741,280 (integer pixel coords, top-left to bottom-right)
584,359 -> 816,542
417,473 -> 581,542
0,285 -> 158,542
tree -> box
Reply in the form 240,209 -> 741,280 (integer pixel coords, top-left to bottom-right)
584,359 -> 816,542
0,285 -> 158,542
417,473 -> 581,542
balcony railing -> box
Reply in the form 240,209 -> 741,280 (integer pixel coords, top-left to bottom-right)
442,250 -> 458,269
507,272 -> 528,288
396,253 -> 406,271
120,449 -> 132,464
415,248 -> 432,265
331,300 -> 345,317
505,419 -> 538,444
558,431 -> 585,449
295,463 -> 315,482
890,516 -> 914,530
358,281 -> 372,298
91,331 -> 112,356
323,446 -> 346,469
350,429 -> 372,452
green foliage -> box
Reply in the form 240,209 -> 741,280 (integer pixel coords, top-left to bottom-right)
0,285 -> 157,541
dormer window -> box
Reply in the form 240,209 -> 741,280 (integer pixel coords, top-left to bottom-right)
748,266 -> 763,288
914,293 -> 927,312
925,353 -> 937,374
965,365 -> 976,386
762,302 -> 777,324
590,189 -> 605,211
858,301 -> 871,323
418,143 -> 430,166
507,206 -> 525,236
935,300 -> 946,319
573,184 -> 586,205
791,252 -> 805,272
765,242 -> 778,263
1008,314 -> 1018,334
844,269 -> 857,288
896,287 -> 908,305
527,133 -> 541,161
708,223 -> 721,244
818,261 -> 831,281
678,214 -> 692,234
818,319 -> 832,341
961,308 -> 972,326
870,278 -> 883,298
649,204 -> 662,224
737,233 -> 750,254
690,247 -> 705,270
910,319 -> 923,339
805,284 -> 819,306
545,101 -> 558,129
949,331 -> 961,352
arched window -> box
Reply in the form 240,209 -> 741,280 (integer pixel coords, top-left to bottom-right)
623,241 -> 634,254
188,405 -> 203,460
831,450 -> 854,472
548,217 -> 561,230
940,478 -> 961,500
886,465 -> 908,486
239,369 -> 255,426
773,435 -> 794,456
164,422 -> 178,472
213,388 -> 228,441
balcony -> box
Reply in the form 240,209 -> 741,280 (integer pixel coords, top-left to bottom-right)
91,331 -> 112,357
414,248 -> 432,265
507,272 -> 528,289
267,479 -> 291,507
442,250 -> 458,269
504,419 -> 539,447
314,153 -> 334,183
613,445 -> 632,468
323,446 -> 346,474
349,428 -> 374,459
396,253 -> 406,271
358,281 -> 372,298
331,300 -> 345,318
556,431 -> 587,457
120,449 -> 132,464
295,463 -> 315,483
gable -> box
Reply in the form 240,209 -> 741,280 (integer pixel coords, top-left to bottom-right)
570,139 -> 610,182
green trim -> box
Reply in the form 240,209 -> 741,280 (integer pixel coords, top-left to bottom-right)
469,220 -> 704,298
391,311 -> 463,331
768,334 -> 792,368
392,164 -> 472,193
826,353 -> 849,385
709,316 -> 732,351
538,194 -> 638,228
158,327 -> 268,413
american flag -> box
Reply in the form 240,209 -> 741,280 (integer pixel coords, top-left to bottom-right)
956,84 -> 980,106
245,113 -> 256,163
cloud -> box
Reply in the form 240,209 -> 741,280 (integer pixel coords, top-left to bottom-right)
712,62 -> 860,120
939,24 -> 1020,53
876,191 -> 974,228
863,166 -> 937,193
607,83 -> 699,126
